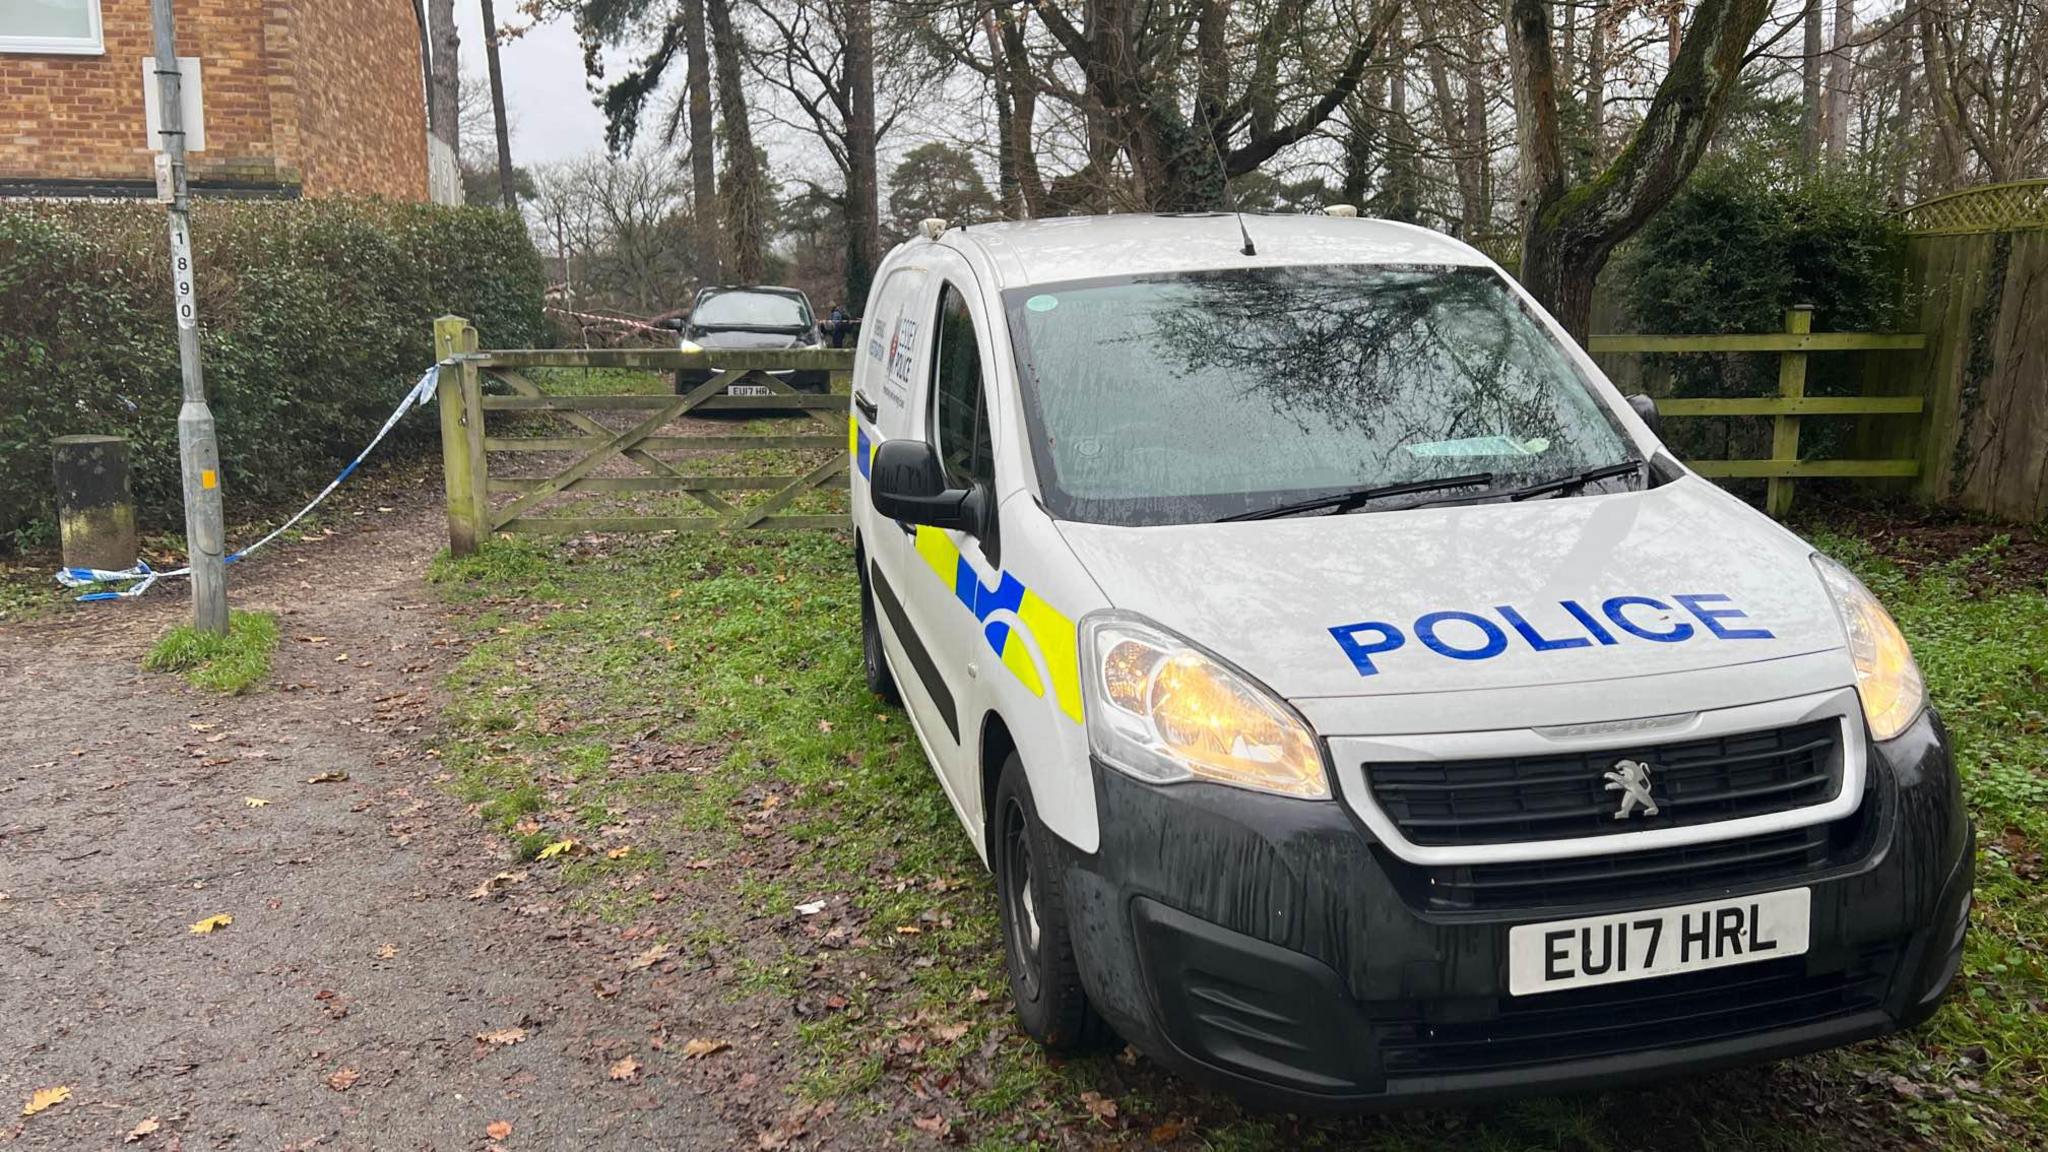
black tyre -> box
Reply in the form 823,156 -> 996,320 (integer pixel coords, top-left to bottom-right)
993,755 -> 1108,1051
859,562 -> 901,706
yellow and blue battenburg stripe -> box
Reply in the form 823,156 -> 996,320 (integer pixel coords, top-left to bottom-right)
914,524 -> 1084,725
850,415 -> 877,478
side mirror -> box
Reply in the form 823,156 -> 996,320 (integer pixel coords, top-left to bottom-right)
1626,393 -> 1662,436
660,316 -> 686,331
870,439 -> 985,534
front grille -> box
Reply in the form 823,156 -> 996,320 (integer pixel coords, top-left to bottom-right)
1365,719 -> 1842,847
1422,825 -> 1833,912
1375,951 -> 1893,1078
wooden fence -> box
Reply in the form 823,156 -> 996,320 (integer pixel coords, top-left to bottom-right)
1588,306 -> 1927,517
432,316 -> 855,556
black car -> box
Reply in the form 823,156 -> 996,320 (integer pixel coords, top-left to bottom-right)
672,285 -> 830,395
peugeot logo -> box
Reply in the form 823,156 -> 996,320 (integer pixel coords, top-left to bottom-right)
1604,758 -> 1659,820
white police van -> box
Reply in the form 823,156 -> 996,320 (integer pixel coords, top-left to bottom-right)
846,213 -> 1972,1107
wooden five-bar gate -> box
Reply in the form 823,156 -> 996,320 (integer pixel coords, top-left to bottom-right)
1589,305 -> 1928,518
431,305 -> 1932,552
432,316 -> 856,556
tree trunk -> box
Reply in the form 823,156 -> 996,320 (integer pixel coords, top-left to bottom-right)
986,11 -> 1021,216
1508,0 -> 1773,336
1826,0 -> 1854,164
704,0 -> 765,281
681,0 -> 721,284
1419,2 -> 1485,230
999,8 -> 1046,216
844,0 -> 880,309
1585,0 -> 1605,164
479,0 -> 515,208
426,0 -> 459,159
1801,0 -> 1823,165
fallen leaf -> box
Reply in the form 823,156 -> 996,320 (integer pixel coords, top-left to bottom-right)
376,943 -> 398,959
468,870 -> 528,900
794,899 -> 828,916
477,1027 -> 528,1046
188,914 -> 233,935
681,1038 -> 728,1059
21,1086 -> 70,1117
817,719 -> 833,733
912,1113 -> 950,1137
608,1055 -> 642,1082
326,1067 -> 360,1092
486,1120 -> 513,1140
537,838 -> 577,860
628,943 -> 675,970
244,797 -> 268,808
895,925 -> 922,935
307,770 -> 349,784
933,1022 -> 969,1043
124,1115 -> 160,1142
967,986 -> 991,1004
1149,1117 -> 1191,1143
605,846 -> 632,860
1079,1091 -> 1118,1124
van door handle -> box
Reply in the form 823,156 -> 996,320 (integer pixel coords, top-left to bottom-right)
853,392 -> 879,421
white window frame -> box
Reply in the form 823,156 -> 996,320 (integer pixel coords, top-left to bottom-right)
0,0 -> 105,54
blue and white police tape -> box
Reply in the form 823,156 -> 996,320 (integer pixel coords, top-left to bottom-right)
53,365 -> 442,603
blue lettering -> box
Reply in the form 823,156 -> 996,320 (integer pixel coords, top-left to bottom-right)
1675,593 -> 1774,640
1416,611 -> 1508,661
1560,599 -> 1618,645
1495,604 -> 1593,652
1602,596 -> 1695,643
1330,621 -> 1405,676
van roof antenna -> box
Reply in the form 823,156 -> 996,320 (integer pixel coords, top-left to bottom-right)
1203,128 -> 1256,256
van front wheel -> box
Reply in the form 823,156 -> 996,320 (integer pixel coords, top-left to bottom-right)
859,566 -> 900,706
994,755 -> 1107,1051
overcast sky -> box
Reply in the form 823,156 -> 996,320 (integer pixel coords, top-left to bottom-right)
453,7 -> 609,167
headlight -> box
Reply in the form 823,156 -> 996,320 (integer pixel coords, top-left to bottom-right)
679,339 -> 703,353
1080,613 -> 1329,799
1812,554 -> 1926,741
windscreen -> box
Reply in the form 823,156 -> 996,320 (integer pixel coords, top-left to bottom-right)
1005,265 -> 1634,525
693,290 -> 810,328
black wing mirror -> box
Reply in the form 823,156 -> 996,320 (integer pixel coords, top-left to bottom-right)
659,316 -> 686,331
1626,393 -> 1662,436
870,439 -> 985,534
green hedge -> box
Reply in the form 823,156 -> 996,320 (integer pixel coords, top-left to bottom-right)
0,199 -> 545,552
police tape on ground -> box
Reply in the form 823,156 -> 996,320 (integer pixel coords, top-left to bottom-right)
53,365 -> 441,603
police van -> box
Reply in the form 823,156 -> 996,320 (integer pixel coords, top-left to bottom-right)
845,212 -> 1973,1107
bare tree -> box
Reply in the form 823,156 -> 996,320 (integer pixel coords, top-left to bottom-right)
427,0 -> 461,162
480,0 -> 517,207
1506,0 -> 1774,336
705,0 -> 768,279
1826,0 -> 1855,163
682,0 -> 722,282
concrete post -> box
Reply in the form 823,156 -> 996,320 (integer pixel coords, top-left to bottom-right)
50,436 -> 138,573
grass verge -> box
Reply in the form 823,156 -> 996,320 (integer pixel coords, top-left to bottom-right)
143,609 -> 280,694
427,517 -> 2047,1150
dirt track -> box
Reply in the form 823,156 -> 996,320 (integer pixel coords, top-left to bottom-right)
0,474 -> 736,1151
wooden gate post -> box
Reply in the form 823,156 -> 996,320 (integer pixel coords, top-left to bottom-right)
434,315 -> 482,556
1766,305 -> 1814,519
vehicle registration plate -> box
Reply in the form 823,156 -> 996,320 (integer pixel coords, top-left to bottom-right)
726,383 -> 774,397
1507,887 -> 1810,996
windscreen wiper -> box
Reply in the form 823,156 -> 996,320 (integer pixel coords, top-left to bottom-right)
1219,472 -> 1496,522
1496,459 -> 1646,502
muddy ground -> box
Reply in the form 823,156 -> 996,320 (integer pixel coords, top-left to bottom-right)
0,476 -> 778,1151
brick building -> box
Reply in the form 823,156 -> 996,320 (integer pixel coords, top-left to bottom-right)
0,0 -> 429,199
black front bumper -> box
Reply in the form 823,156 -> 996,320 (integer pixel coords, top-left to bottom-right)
1058,709 -> 1975,1110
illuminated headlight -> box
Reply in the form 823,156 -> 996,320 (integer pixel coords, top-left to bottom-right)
678,339 -> 704,353
1081,613 -> 1329,799
1813,554 -> 1927,741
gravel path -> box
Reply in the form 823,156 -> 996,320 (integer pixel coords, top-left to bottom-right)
0,476 -> 735,1151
